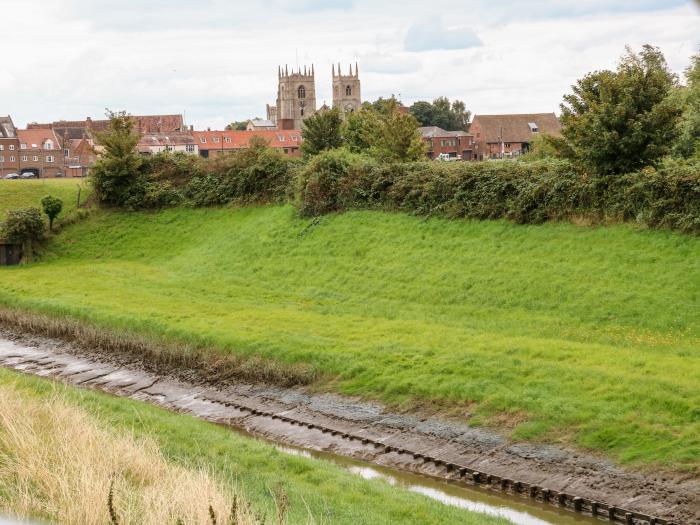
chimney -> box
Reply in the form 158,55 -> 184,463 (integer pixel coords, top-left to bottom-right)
86,117 -> 92,128
207,127 -> 211,132
190,125 -> 193,131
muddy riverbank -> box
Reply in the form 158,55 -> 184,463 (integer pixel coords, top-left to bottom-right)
0,329 -> 696,524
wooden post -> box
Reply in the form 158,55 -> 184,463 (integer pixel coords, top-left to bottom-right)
76,186 -> 81,207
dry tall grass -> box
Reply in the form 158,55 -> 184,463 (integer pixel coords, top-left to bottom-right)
0,385 -> 260,525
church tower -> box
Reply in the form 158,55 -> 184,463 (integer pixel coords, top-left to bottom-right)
276,65 -> 317,130
332,63 -> 361,115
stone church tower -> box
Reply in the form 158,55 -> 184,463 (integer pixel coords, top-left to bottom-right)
276,65 -> 317,130
332,63 -> 361,115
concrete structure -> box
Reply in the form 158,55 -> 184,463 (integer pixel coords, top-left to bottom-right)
275,65 -> 317,130
16,129 -> 64,177
470,113 -> 562,160
0,116 -> 20,176
137,131 -> 198,155
332,63 -> 361,115
419,126 -> 475,160
193,129 -> 303,158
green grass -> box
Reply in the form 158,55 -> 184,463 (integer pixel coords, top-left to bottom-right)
0,368 -> 508,525
0,204 -> 698,470
0,178 -> 88,218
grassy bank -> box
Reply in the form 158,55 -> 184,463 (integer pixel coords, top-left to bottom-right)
0,369 -> 507,525
0,178 -> 88,217
0,204 -> 698,470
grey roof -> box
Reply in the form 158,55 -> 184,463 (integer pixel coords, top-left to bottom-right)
0,116 -> 17,138
248,119 -> 276,128
419,126 -> 470,139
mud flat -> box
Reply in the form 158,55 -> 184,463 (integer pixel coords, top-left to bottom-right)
0,329 -> 696,525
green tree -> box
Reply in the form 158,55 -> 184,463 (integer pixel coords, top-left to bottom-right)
674,53 -> 700,158
409,97 -> 471,131
370,100 -> 427,162
301,107 -> 344,157
0,208 -> 44,255
225,121 -> 248,131
90,110 -> 144,206
40,195 -> 63,231
555,45 -> 682,175
342,108 -> 380,153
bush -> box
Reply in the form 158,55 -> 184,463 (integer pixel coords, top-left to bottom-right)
294,156 -> 700,233
185,144 -> 293,207
1,207 -> 45,255
610,159 -> 700,233
295,148 -> 377,216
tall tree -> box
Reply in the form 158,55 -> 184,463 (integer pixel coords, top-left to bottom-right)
674,53 -> 700,158
90,110 -> 143,205
555,45 -> 682,175
225,121 -> 248,131
409,97 -> 471,131
370,100 -> 426,162
301,108 -> 344,157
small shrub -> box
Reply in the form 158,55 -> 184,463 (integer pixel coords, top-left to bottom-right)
0,207 -> 44,256
41,195 -> 64,231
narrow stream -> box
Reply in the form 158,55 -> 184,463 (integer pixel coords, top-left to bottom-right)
0,337 -> 621,525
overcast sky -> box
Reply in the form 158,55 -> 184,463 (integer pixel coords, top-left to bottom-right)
2,0 -> 698,130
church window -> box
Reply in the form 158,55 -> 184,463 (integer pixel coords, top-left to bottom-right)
300,108 -> 304,116
298,86 -> 306,99
346,85 -> 352,96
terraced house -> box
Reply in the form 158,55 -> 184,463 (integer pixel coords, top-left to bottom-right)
16,129 -> 64,178
0,116 -> 20,176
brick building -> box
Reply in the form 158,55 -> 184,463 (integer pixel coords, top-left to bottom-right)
28,114 -> 185,138
137,131 -> 198,155
470,113 -> 562,160
419,126 -> 475,160
16,129 -> 64,177
0,116 -> 20,176
193,129 -> 303,158
64,137 -> 97,177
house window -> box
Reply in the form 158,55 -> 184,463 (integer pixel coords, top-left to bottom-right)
9,145 -> 14,150
200,137 -> 206,143
292,135 -> 298,142
21,156 -> 27,162
20,143 -> 26,149
298,85 -> 306,99
0,145 -> 3,150
46,155 -> 54,163
0,156 -> 3,162
278,135 -> 285,142
44,140 -> 54,150
9,156 -> 14,162
165,146 -> 173,152
185,144 -> 195,153
224,137 -> 231,143
213,137 -> 220,143
345,85 -> 352,96
64,148 -> 70,157
528,122 -> 539,133
32,156 -> 38,162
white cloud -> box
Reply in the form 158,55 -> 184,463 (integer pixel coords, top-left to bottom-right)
404,18 -> 481,52
0,0 -> 697,129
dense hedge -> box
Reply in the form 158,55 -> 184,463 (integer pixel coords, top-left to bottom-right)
294,149 -> 700,234
104,146 -> 700,235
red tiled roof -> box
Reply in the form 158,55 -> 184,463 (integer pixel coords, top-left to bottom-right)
192,130 -> 303,151
17,129 -> 61,150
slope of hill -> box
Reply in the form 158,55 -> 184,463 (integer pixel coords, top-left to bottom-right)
0,204 -> 698,470
0,178 -> 87,217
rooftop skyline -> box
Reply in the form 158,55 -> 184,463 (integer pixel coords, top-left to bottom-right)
2,0 -> 698,129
